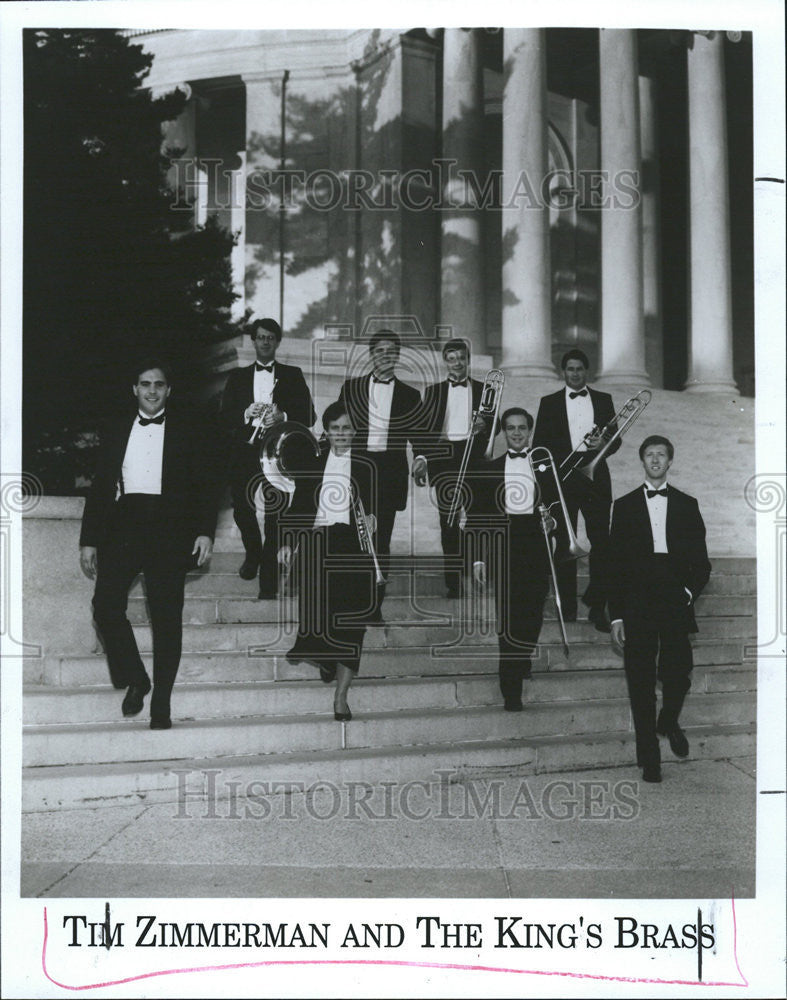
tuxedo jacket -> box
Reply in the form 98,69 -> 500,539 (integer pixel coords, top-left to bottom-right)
219,361 -> 316,449
463,452 -> 558,543
418,377 -> 493,467
279,445 -> 374,534
337,374 -> 423,511
607,484 -> 711,632
532,387 -> 620,497
79,408 -> 220,550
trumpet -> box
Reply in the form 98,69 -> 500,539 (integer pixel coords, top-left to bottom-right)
561,389 -> 652,483
247,380 -> 279,445
528,446 -> 590,659
351,488 -> 386,585
446,369 -> 505,528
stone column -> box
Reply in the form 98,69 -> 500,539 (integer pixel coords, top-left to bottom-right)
500,28 -> 554,378
639,75 -> 663,388
598,30 -> 650,388
685,33 -> 738,393
243,74 -> 284,330
230,150 -> 247,320
440,28 -> 485,354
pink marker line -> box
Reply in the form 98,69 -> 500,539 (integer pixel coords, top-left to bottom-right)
41,899 -> 749,993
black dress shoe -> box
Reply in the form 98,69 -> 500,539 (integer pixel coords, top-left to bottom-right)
239,557 -> 259,580
122,678 -> 151,717
319,664 -> 337,684
657,723 -> 689,758
503,701 -> 524,712
642,764 -> 662,783
588,607 -> 612,633
257,588 -> 278,600
150,716 -> 172,730
334,706 -> 352,722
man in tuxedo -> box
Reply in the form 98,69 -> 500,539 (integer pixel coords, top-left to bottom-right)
79,361 -> 220,729
532,349 -> 620,632
608,435 -> 711,783
337,329 -> 423,621
219,317 -> 316,599
412,339 -> 494,598
467,407 -> 554,712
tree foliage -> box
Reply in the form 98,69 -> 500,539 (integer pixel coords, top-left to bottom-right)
23,28 -> 241,492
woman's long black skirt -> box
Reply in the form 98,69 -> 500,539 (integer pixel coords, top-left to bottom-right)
286,523 -> 375,674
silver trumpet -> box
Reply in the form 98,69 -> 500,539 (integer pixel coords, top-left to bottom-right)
446,368 -> 505,528
560,388 -> 652,483
247,379 -> 279,445
528,446 -> 591,659
351,488 -> 386,585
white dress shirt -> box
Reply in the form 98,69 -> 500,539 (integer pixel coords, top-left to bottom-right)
314,451 -> 352,526
367,377 -> 394,452
504,450 -> 536,514
443,380 -> 472,441
565,385 -> 595,451
247,364 -> 276,431
644,481 -> 669,554
121,413 -> 165,494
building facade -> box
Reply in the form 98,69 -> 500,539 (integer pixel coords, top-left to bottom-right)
135,27 -> 754,395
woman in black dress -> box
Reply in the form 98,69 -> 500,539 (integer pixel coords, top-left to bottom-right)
279,401 -> 376,720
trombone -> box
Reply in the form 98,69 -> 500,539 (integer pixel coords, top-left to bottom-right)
351,488 -> 386,585
446,369 -> 505,528
528,446 -> 590,658
560,389 -> 652,483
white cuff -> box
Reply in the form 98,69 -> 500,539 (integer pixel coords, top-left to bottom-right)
610,619 -> 623,627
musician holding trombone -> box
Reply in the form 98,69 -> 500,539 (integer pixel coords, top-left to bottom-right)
465,407 -> 556,712
279,401 -> 378,722
532,349 -> 620,633
219,317 -> 315,600
413,339 -> 498,598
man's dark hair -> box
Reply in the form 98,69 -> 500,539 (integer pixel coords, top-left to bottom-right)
500,406 -> 533,431
368,328 -> 401,353
639,434 -> 674,461
249,317 -> 283,342
322,400 -> 351,431
441,337 -> 470,359
560,348 -> 590,370
132,359 -> 172,385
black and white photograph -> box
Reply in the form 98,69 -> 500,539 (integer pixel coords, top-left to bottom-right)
1,1 -> 784,996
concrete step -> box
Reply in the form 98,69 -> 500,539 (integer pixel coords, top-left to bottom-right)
166,570 -> 757,599
24,664 -> 755,725
35,637 -> 750,687
200,551 -> 756,575
23,691 -> 755,768
22,721 -> 756,812
124,593 -> 757,625
124,615 -> 756,655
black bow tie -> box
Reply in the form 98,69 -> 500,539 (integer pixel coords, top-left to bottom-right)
255,363 -> 274,373
372,375 -> 393,384
448,378 -> 468,388
646,487 -> 668,499
507,450 -> 529,460
569,389 -> 588,399
138,413 -> 165,426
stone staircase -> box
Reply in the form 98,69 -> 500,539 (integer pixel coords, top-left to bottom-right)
22,551 -> 756,812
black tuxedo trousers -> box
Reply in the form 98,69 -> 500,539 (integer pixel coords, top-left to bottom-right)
230,442 -> 288,594
492,514 -> 550,705
622,553 -> 694,768
92,495 -> 191,718
555,472 -> 611,615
